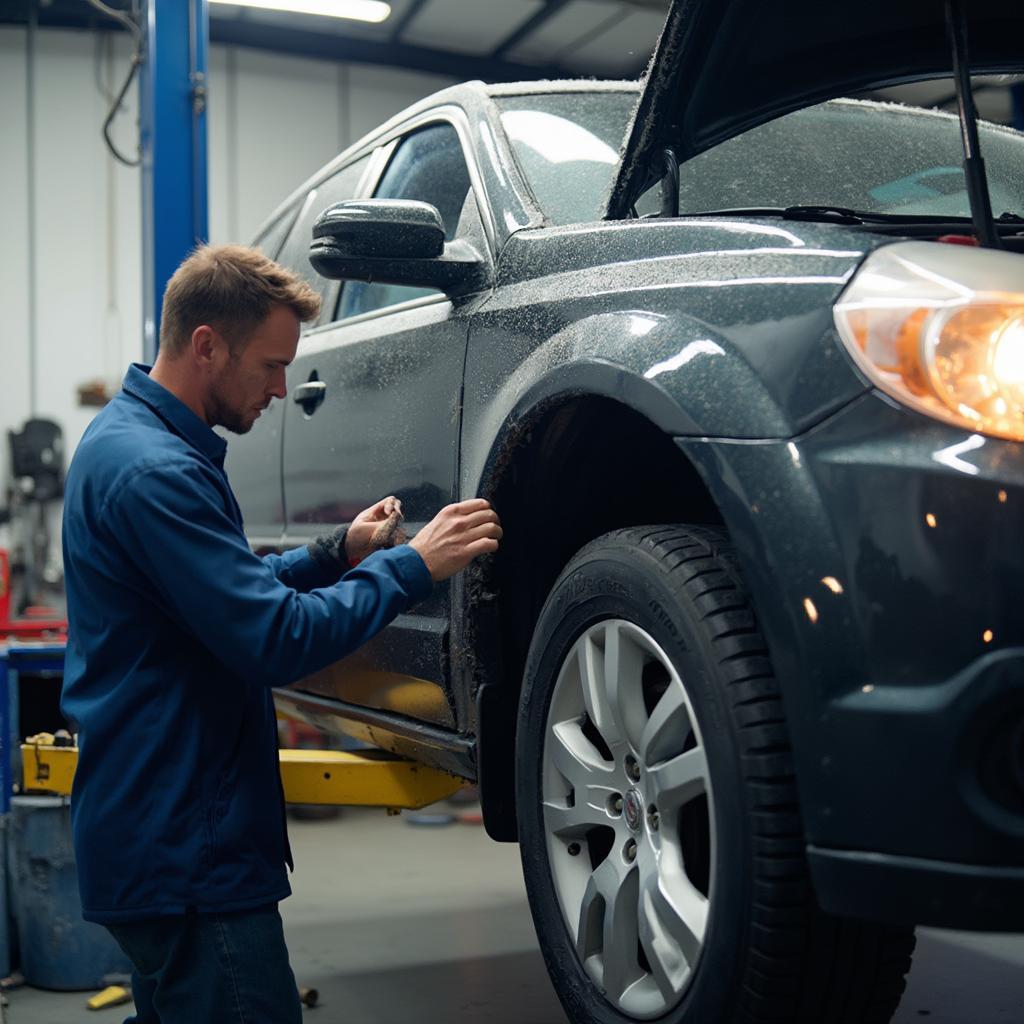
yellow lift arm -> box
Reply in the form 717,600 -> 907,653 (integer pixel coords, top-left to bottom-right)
21,737 -> 463,811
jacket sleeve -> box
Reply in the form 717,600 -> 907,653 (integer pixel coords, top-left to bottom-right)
261,529 -> 350,593
107,460 -> 432,688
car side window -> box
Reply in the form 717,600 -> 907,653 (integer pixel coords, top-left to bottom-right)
253,205 -> 301,261
274,155 -> 369,327
337,122 -> 472,321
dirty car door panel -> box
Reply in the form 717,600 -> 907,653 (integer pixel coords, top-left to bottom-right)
280,119 -> 493,731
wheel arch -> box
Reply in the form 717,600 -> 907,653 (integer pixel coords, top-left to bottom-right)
467,384 -> 729,840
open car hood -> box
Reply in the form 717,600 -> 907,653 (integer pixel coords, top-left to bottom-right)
607,0 -> 1024,217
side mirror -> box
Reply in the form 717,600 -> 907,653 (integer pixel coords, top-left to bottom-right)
309,199 -> 489,296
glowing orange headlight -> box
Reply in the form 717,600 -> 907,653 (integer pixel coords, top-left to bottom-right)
835,243 -> 1024,441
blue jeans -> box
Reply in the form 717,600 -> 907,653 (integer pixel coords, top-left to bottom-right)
106,904 -> 302,1024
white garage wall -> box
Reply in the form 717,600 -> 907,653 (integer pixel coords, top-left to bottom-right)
0,25 -> 454,503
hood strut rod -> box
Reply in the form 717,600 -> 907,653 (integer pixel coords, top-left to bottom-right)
945,0 -> 1002,249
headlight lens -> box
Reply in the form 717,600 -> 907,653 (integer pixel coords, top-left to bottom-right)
834,242 -> 1024,440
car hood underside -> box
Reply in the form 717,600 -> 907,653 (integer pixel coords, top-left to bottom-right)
608,0 -> 1024,216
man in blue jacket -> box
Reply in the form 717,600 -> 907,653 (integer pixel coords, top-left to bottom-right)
61,244 -> 502,1023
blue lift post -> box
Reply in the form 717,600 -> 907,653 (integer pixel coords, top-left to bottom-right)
140,0 -> 209,363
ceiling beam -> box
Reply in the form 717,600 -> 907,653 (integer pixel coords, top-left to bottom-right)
388,0 -> 431,43
490,0 -> 569,61
0,3 -> 577,83
211,18 -> 570,82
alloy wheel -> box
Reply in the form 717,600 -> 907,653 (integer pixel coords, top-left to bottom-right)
541,618 -> 716,1019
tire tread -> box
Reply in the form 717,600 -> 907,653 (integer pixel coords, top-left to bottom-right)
608,525 -> 915,1024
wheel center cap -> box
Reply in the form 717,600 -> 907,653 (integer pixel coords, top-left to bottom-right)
623,788 -> 644,833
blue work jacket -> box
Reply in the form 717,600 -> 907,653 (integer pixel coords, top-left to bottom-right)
61,364 -> 433,923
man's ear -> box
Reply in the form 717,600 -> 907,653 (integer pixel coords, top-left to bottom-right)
191,325 -> 219,366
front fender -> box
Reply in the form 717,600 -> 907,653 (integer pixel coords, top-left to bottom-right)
463,308 -> 795,498
461,222 -> 872,499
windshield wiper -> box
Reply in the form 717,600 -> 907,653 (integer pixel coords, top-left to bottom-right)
688,206 -> 992,226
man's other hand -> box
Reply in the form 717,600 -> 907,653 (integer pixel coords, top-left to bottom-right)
410,499 -> 503,581
345,496 -> 408,563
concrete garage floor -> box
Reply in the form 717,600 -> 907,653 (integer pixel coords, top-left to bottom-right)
5,807 -> 1024,1023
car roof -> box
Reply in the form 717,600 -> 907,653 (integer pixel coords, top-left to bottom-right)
253,78 -> 1021,243
252,80 -> 639,243
484,80 -> 639,98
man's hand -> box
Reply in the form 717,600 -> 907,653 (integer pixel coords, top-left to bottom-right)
410,499 -> 502,581
345,496 -> 408,564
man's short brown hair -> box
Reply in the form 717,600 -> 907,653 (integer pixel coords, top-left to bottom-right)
159,244 -> 321,357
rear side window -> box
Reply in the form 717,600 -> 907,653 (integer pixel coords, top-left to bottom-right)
275,155 -> 370,325
253,205 -> 300,261
338,122 -> 472,320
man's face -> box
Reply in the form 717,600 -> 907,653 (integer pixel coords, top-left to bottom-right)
208,304 -> 300,434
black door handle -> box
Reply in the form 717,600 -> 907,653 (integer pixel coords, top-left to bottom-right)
293,376 -> 326,415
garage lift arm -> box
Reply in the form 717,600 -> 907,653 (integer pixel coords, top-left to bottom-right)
20,738 -> 463,811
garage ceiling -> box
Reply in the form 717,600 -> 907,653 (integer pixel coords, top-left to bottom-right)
4,0 -> 1018,122
2,0 -> 670,82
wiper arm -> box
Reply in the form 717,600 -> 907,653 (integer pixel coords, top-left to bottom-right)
781,205 -> 878,224
689,206 -> 980,226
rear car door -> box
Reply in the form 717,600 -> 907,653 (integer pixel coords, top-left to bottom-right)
279,114 -> 494,731
225,157 -> 371,548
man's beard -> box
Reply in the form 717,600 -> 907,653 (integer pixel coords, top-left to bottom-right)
219,410 -> 255,435
209,380 -> 255,435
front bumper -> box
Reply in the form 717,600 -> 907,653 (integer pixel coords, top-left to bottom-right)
680,391 -> 1024,929
805,643 -> 1024,931
807,846 -> 1024,931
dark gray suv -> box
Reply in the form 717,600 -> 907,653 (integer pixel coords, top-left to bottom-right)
227,2 -> 1024,1022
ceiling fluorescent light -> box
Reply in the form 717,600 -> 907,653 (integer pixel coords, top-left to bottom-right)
209,0 -> 392,24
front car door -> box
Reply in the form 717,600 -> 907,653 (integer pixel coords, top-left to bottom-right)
279,112 -> 495,735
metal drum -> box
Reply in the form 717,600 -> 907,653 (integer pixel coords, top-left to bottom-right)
7,796 -> 130,990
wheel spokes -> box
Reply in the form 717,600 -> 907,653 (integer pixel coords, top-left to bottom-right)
576,854 -> 643,1003
638,853 -> 707,990
639,683 -> 691,766
601,860 -> 642,1004
574,633 -> 617,745
546,720 -> 618,838
544,795 -> 607,836
549,719 -> 612,792
647,746 -> 708,814
603,622 -> 648,753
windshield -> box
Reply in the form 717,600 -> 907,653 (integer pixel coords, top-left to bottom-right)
666,99 -> 1024,219
499,93 -> 1024,224
497,91 -> 636,225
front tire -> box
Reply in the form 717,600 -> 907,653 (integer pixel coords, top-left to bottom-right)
516,526 -> 914,1024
